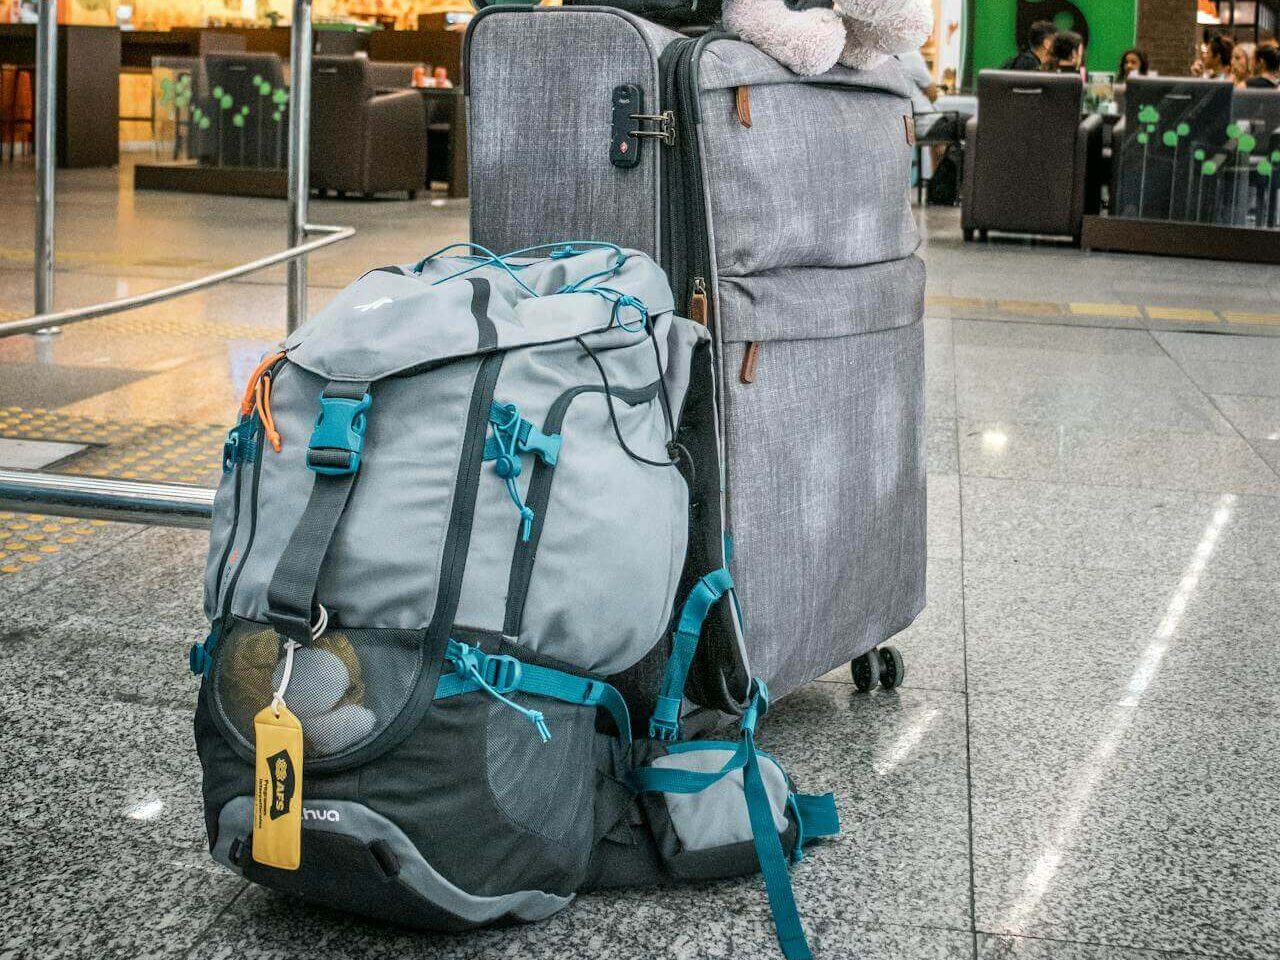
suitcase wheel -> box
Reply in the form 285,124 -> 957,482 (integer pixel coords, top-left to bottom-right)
851,651 -> 880,693
877,646 -> 905,691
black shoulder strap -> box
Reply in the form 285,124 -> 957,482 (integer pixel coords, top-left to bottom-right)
266,379 -> 372,640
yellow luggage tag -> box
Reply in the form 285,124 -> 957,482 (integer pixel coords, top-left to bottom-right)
253,638 -> 304,870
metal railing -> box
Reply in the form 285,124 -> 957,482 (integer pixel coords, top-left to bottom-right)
3,0 -> 347,528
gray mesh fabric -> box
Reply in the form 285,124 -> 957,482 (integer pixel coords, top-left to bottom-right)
213,621 -> 422,760
485,699 -> 596,852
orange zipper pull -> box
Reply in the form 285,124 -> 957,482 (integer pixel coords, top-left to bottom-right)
239,349 -> 287,418
690,277 -> 709,326
255,375 -> 282,453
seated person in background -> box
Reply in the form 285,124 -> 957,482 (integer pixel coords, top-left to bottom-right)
1051,31 -> 1085,75
1194,33 -> 1234,79
1118,48 -> 1149,79
1002,20 -> 1055,72
1246,44 -> 1280,88
1231,43 -> 1255,87
896,48 -> 961,163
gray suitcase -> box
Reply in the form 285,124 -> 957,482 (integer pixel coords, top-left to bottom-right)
465,5 -> 926,704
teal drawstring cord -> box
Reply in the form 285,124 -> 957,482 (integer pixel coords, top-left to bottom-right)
449,641 -> 551,742
489,401 -> 536,541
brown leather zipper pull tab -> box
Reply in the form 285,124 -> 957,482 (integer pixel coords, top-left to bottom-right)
690,276 -> 708,326
740,342 -> 760,384
735,86 -> 752,128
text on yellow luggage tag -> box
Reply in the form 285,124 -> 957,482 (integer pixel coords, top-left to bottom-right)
253,639 -> 303,870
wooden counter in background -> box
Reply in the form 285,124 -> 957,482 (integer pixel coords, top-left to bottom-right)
0,24 -> 120,168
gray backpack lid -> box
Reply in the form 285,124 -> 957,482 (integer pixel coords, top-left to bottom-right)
284,246 -> 677,383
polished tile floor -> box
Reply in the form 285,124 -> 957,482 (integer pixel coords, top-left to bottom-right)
2,159 -> 1279,960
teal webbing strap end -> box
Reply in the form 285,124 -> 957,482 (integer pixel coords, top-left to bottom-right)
307,392 -> 372,476
793,792 -> 840,840
188,626 -> 219,677
740,678 -> 769,737
222,417 -> 260,473
787,792 -> 840,864
648,694 -> 683,742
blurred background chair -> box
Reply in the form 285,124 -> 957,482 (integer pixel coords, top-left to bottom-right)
309,55 -> 425,200
962,70 -> 1102,244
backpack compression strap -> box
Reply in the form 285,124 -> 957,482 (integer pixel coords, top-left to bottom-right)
434,640 -> 633,748
266,380 -> 372,641
649,566 -> 733,741
629,681 -> 838,960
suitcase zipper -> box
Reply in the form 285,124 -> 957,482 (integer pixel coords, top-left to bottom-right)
660,36 -> 716,330
689,276 -> 708,325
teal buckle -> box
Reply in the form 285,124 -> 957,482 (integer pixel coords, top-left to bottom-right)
648,694 -> 682,742
740,678 -> 770,736
484,402 -> 562,468
447,640 -> 522,695
307,393 -> 372,476
222,418 -> 259,473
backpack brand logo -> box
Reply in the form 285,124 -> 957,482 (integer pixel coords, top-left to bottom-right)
266,749 -> 295,820
303,807 -> 340,823
354,297 -> 393,312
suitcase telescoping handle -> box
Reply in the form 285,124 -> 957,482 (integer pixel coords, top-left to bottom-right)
471,0 -> 543,9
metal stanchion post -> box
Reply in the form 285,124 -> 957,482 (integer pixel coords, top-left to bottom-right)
34,0 -> 59,336
286,0 -> 313,333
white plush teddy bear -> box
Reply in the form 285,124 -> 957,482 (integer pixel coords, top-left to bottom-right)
722,0 -> 934,77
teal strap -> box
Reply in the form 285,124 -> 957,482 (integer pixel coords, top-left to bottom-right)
743,732 -> 811,960
434,641 -> 632,748
626,737 -> 751,795
649,567 -> 734,741
633,680 -> 815,960
792,793 -> 839,840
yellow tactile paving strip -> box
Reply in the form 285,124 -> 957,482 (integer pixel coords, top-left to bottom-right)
0,406 -> 226,576
0,512 -> 113,575
0,407 -> 224,484
923,296 -> 1280,329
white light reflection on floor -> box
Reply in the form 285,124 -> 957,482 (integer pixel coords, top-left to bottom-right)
999,493 -> 1236,934
872,708 -> 940,777
125,799 -> 165,821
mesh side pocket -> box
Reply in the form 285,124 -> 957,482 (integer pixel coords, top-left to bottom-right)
485,698 -> 595,851
213,619 -> 423,763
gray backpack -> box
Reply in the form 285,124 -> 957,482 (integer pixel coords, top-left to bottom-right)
191,244 -> 837,959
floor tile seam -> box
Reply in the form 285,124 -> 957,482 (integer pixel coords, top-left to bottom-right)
954,467 -> 1280,499
972,927 -> 1261,959
932,312 -> 1147,334
1202,390 -> 1280,400
179,880 -> 251,960
962,687 -> 1280,721
1144,330 -> 1265,457
951,415 -> 1278,444
955,471 -> 1280,503
951,308 -> 981,960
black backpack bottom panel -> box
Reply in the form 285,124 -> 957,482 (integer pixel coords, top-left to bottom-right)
212,797 -> 574,932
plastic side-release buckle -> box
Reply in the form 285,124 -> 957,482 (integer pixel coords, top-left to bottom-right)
307,393 -> 372,476
222,418 -> 259,473
740,678 -> 770,737
648,695 -> 683,742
